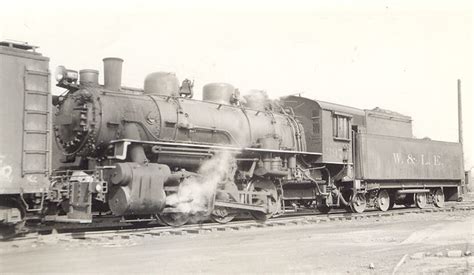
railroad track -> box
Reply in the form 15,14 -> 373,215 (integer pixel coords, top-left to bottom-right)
5,201 -> 473,243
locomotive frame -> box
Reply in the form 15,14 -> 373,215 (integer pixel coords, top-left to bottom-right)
0,41 -> 466,233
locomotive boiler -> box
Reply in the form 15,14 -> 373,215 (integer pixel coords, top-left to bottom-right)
55,58 -> 303,163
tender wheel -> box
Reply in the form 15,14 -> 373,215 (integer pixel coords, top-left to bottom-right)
158,213 -> 190,227
415,193 -> 427,209
433,189 -> 445,208
211,207 -> 236,224
376,190 -> 390,212
248,179 -> 280,221
350,193 -> 367,213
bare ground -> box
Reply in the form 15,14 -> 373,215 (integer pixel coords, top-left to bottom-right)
0,210 -> 472,274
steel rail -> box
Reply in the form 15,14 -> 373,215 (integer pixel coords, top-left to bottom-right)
5,201 -> 473,242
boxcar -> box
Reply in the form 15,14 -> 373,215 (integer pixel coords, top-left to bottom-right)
0,41 -> 51,223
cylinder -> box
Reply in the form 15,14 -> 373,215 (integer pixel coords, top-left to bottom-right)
79,69 -> 99,85
110,163 -> 133,186
103,57 -> 123,91
107,163 -> 169,216
144,72 -> 179,96
202,83 -> 234,104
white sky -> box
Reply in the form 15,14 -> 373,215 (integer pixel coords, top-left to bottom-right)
1,0 -> 472,169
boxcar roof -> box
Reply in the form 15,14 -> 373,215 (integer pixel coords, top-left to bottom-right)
0,40 -> 38,51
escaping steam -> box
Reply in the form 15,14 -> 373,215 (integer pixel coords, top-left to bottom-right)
243,89 -> 283,112
165,151 -> 236,214
243,89 -> 270,110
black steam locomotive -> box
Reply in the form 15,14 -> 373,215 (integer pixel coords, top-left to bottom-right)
0,41 -> 465,231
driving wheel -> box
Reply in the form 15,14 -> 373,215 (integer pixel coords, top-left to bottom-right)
158,212 -> 190,227
211,207 -> 236,224
248,179 -> 280,221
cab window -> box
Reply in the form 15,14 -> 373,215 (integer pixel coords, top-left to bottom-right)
311,109 -> 320,136
332,113 -> 351,140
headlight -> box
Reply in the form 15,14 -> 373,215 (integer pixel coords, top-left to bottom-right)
55,65 -> 78,83
95,182 -> 103,193
55,66 -> 66,81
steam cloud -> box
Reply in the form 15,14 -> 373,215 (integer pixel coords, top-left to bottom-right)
165,151 -> 236,215
243,89 -> 270,110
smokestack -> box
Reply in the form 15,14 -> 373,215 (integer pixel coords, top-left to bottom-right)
103,57 -> 123,91
458,79 -> 463,145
